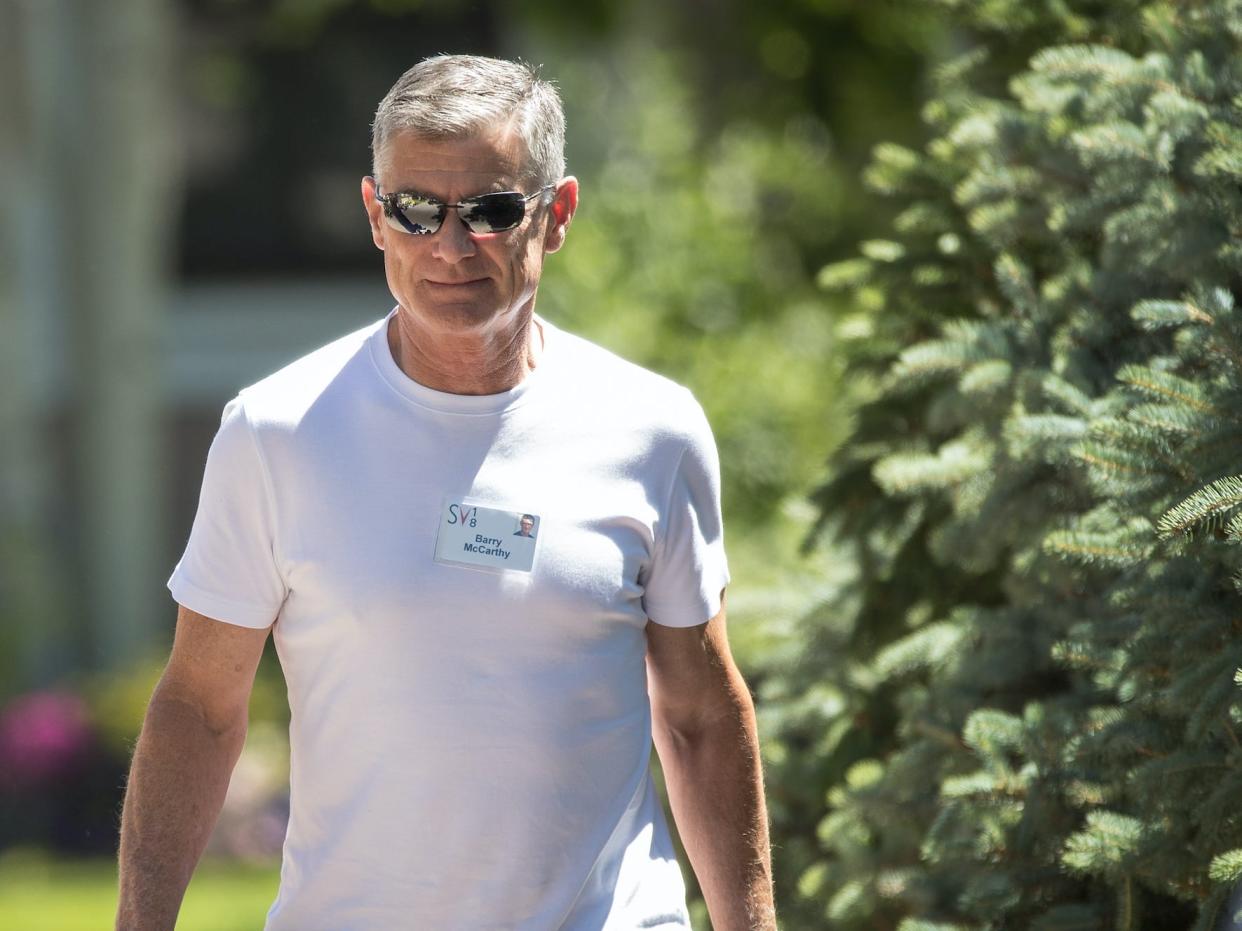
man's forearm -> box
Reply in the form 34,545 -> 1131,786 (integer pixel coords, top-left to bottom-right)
115,691 -> 246,931
654,683 -> 776,931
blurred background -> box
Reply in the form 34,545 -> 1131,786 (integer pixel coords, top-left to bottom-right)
6,0 -> 1242,929
2,1 -> 937,925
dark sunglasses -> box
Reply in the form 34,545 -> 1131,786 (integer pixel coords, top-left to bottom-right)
374,183 -> 556,236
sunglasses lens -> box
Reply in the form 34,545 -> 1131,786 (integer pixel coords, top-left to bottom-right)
386,197 -> 444,235
381,190 -> 539,235
460,193 -> 526,233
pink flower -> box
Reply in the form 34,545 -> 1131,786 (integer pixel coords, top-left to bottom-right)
0,689 -> 95,788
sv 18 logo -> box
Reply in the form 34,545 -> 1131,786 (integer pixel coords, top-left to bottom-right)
447,504 -> 478,528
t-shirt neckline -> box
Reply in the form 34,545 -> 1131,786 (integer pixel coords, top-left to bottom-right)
369,307 -> 556,416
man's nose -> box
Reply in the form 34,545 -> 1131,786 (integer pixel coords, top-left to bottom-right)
431,210 -> 477,263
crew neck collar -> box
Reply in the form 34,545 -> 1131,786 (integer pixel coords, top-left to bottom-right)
368,307 -> 556,416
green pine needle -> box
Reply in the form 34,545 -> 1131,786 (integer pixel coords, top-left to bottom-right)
1208,849 -> 1242,883
1115,364 -> 1214,411
1062,811 -> 1143,875
1157,475 -> 1242,537
1131,299 -> 1214,330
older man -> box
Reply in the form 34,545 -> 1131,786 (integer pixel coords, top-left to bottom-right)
116,55 -> 774,930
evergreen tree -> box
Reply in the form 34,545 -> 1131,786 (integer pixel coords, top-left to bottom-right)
762,1 -> 1242,927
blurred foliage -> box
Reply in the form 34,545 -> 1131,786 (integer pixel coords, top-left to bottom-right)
0,526 -> 72,706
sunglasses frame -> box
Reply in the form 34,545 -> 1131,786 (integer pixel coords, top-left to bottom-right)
374,183 -> 556,236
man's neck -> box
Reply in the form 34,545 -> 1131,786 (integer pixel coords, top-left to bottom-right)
386,309 -> 544,396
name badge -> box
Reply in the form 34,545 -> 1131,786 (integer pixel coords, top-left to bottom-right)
434,499 -> 540,573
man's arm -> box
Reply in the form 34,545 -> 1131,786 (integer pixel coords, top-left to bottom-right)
115,604 -> 272,931
646,591 -> 776,931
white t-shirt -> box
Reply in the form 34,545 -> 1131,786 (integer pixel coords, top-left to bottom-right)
169,309 -> 731,930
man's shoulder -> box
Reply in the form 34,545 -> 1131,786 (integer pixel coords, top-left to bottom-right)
547,322 -> 696,411
541,321 -> 717,462
232,316 -> 385,426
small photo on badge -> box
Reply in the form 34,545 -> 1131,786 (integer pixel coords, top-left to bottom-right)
513,513 -> 538,540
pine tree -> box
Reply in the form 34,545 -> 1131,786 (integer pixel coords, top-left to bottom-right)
762,1 -> 1242,928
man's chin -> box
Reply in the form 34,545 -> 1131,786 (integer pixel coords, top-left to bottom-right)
401,298 -> 508,331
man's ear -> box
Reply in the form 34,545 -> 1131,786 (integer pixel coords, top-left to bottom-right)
543,176 -> 579,254
361,176 -> 385,251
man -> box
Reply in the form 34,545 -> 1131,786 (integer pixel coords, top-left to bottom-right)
516,514 -> 536,537
115,54 -> 774,930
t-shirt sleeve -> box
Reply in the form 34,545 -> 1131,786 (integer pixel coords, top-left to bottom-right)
167,395 -> 287,629
641,391 -> 731,628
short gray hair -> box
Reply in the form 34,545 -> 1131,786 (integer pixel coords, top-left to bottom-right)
371,54 -> 566,188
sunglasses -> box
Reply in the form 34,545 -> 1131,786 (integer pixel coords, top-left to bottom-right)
374,184 -> 555,236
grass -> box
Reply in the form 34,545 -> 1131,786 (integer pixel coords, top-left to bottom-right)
0,848 -> 280,930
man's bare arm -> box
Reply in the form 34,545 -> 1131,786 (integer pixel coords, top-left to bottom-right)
115,605 -> 272,931
646,592 -> 776,931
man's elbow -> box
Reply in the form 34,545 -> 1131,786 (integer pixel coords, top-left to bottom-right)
652,681 -> 757,751
148,682 -> 250,745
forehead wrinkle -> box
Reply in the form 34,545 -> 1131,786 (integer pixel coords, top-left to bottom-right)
384,174 -> 518,202
382,164 -> 522,202
378,127 -> 528,193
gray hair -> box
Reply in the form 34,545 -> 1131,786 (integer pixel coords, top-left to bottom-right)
371,54 -> 566,188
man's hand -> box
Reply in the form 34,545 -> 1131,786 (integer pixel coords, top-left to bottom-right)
646,592 -> 776,931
